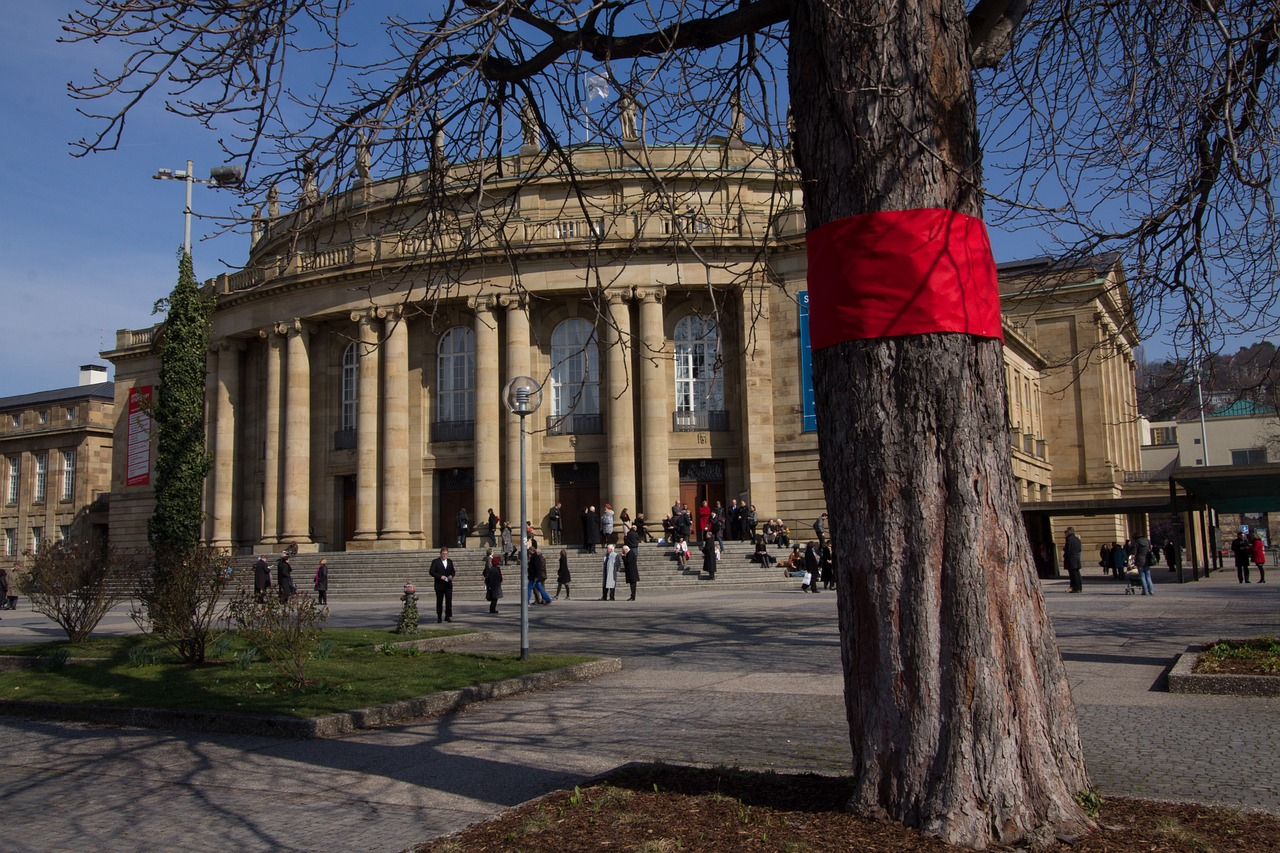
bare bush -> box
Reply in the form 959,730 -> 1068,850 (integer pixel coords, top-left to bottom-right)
226,589 -> 327,687
19,540 -> 142,643
132,546 -> 233,665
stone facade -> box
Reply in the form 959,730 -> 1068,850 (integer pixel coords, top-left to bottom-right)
0,368 -> 114,567
102,144 -> 1137,555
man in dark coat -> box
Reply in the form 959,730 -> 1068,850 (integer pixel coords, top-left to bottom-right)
701,530 -> 718,579
584,505 -> 601,554
276,553 -> 296,603
549,502 -> 562,545
528,545 -> 551,604
622,543 -> 639,600
1231,531 -> 1253,583
456,508 -> 469,547
253,555 -> 272,603
429,547 -> 456,622
1063,527 -> 1083,593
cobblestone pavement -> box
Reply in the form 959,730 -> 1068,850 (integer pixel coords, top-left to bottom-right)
0,568 -> 1275,852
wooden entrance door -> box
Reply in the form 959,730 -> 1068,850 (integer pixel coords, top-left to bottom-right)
340,476 -> 356,549
553,463 -> 600,546
438,468 -> 475,548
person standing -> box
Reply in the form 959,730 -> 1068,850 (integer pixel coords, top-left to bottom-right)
501,521 -> 515,563
622,543 -> 639,600
276,552 -> 296,603
746,504 -> 759,540
813,512 -> 828,549
701,530 -> 719,579
1063,527 -> 1083,593
1109,542 -> 1127,578
253,555 -> 272,603
456,507 -> 470,547
1163,539 -> 1181,574
1250,532 -> 1267,583
0,569 -> 7,619
1232,531 -> 1253,583
313,558 -> 329,606
2,566 -> 15,611
528,544 -> 552,604
549,502 -> 562,545
600,544 -> 619,600
601,504 -> 616,545
486,508 -> 499,547
697,500 -> 711,539
1133,535 -> 1154,595
429,547 -> 455,622
802,542 -> 821,592
555,548 -> 571,599
482,548 -> 503,613
584,505 -> 601,554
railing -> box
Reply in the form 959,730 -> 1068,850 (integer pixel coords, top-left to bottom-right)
431,420 -> 475,443
672,409 -> 730,432
545,413 -> 604,436
1124,469 -> 1170,483
333,429 -> 356,450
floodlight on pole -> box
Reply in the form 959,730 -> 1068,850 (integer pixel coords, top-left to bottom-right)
504,375 -> 543,661
153,161 -> 244,255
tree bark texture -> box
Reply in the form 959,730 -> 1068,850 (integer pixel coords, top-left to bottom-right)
789,1 -> 1092,847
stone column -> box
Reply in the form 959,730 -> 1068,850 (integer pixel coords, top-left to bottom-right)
202,345 -> 218,544
352,310 -> 381,541
380,306 -> 411,540
739,283 -> 778,515
605,289 -> 637,516
259,327 -> 283,545
281,319 -> 313,546
501,294 -> 532,523
210,340 -> 241,549
471,297 -> 502,525
636,287 -> 670,517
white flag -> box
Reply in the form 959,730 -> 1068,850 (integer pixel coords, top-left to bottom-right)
584,74 -> 610,102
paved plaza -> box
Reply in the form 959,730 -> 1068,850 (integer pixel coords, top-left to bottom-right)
0,567 -> 1276,852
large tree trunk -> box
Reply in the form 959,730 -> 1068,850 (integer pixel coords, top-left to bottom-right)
789,1 -> 1093,848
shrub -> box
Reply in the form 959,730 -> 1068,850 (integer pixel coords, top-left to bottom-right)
226,589 -> 328,687
19,540 -> 143,643
132,546 -> 233,665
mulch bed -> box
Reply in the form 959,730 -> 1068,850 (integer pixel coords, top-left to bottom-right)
414,764 -> 1280,852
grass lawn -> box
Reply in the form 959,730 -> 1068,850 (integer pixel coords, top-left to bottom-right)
0,629 -> 592,719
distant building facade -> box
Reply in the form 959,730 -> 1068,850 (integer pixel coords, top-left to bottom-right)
0,366 -> 114,565
102,144 -> 1138,558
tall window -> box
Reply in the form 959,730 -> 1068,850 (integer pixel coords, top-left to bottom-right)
340,343 -> 358,431
550,319 -> 599,419
31,526 -> 44,553
59,524 -> 71,542
5,456 -> 17,504
34,453 -> 47,504
437,327 -> 476,422
4,528 -> 15,557
674,315 -> 724,412
61,450 -> 76,501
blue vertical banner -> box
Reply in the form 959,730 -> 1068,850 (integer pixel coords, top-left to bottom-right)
798,291 -> 817,432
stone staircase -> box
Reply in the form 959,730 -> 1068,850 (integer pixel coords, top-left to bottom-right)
230,539 -> 796,601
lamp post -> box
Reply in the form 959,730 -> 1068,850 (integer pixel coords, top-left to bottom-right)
504,376 -> 543,660
153,161 -> 244,254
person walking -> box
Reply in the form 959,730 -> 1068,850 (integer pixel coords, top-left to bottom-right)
253,555 -> 272,603
1063,527 -> 1083,593
501,521 -> 515,563
276,552 -> 296,603
1232,531 -> 1253,583
622,543 -> 639,600
1133,535 -> 1154,595
555,548 -> 571,599
313,558 -> 329,605
482,548 -> 503,613
486,508 -> 499,547
528,545 -> 552,604
802,542 -> 821,592
456,508 -> 470,547
429,547 -> 455,622
1250,532 -> 1267,583
600,544 -> 620,600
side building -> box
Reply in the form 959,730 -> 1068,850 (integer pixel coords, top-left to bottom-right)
102,143 -> 1136,563
1,366 -> 114,566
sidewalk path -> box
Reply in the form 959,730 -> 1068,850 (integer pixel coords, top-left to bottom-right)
0,569 -> 1275,852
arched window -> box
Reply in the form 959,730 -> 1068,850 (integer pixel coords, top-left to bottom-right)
340,343 -> 358,432
550,318 -> 599,424
437,326 -> 475,424
674,314 -> 723,413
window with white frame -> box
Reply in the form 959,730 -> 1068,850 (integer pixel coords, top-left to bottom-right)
34,453 -> 47,504
437,327 -> 476,423
550,318 -> 599,420
340,342 -> 358,431
6,456 -> 17,504
65,406 -> 76,421
59,524 -> 71,542
673,315 -> 724,412
8,414 -> 18,428
38,410 -> 48,424
31,526 -> 44,553
61,450 -> 76,501
4,528 -> 15,557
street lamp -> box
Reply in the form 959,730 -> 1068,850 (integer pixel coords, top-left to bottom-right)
504,375 -> 543,661
153,160 -> 244,254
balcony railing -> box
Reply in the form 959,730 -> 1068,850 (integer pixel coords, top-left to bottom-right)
672,409 -> 730,432
333,429 -> 356,450
545,413 -> 603,436
431,420 -> 475,443
1123,469 -> 1170,483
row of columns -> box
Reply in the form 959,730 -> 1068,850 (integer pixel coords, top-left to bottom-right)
203,286 -> 776,549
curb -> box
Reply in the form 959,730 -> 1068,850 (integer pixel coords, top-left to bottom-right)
1167,646 -> 1280,697
0,657 -> 622,739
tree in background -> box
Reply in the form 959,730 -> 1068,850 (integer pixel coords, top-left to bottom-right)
62,0 -> 1280,846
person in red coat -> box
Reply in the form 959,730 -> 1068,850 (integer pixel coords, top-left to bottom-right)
1250,532 -> 1267,583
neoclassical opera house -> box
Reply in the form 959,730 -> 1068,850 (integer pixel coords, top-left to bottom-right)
105,138 -> 1142,556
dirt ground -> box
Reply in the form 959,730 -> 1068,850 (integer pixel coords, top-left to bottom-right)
414,764 -> 1280,852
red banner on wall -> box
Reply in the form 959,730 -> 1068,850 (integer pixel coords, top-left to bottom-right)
126,385 -> 152,487
805,208 -> 1004,349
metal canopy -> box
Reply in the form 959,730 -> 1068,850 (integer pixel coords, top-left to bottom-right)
1169,463 -> 1280,514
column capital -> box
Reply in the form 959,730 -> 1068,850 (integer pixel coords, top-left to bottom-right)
258,325 -> 283,341
605,287 -> 632,307
350,308 -> 381,326
467,295 -> 495,313
279,318 -> 308,339
634,286 -> 666,304
376,304 -> 405,322
497,292 -> 528,311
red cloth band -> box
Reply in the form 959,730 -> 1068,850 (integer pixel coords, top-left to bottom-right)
805,208 -> 1003,349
